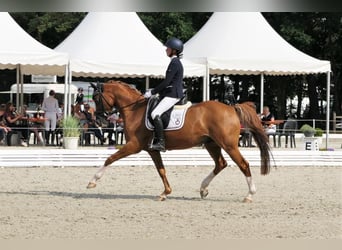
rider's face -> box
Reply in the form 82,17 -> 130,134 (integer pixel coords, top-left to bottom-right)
165,47 -> 173,57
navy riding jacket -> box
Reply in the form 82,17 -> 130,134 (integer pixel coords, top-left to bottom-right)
151,57 -> 184,99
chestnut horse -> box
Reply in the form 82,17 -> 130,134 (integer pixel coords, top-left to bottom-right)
87,80 -> 272,202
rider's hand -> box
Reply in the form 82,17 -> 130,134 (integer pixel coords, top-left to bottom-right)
144,90 -> 152,98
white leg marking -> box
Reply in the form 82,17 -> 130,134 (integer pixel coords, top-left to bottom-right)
200,171 -> 215,191
246,176 -> 256,194
244,176 -> 256,201
90,165 -> 107,184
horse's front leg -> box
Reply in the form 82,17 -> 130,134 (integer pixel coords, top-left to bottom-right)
148,150 -> 171,201
87,142 -> 140,188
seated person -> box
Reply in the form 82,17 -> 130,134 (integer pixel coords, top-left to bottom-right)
54,102 -> 64,146
105,109 -> 125,148
0,104 -> 11,144
78,103 -> 105,145
259,106 -> 276,135
105,110 -> 119,148
22,105 -> 45,145
239,123 -> 252,147
3,102 -> 28,146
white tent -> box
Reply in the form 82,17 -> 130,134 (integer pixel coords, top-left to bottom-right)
184,12 -> 332,147
0,12 -> 69,115
185,12 -> 330,76
55,12 -> 205,78
0,12 -> 68,76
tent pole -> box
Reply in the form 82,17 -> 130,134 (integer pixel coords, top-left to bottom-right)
16,65 -> 20,109
68,63 -> 72,116
202,76 -> 206,102
145,76 -> 150,90
20,70 -> 24,113
260,73 -> 264,113
325,71 -> 331,149
63,63 -> 69,119
204,62 -> 209,101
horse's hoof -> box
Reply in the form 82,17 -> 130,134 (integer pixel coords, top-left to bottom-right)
87,182 -> 96,189
243,197 -> 253,203
200,189 -> 209,199
157,195 -> 167,201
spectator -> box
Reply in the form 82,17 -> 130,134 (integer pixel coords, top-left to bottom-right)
42,90 -> 59,146
75,87 -> 84,105
22,104 -> 45,145
0,103 -> 11,144
3,102 -> 28,146
259,106 -> 276,135
81,103 -> 105,145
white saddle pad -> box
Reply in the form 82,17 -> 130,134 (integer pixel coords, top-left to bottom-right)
145,101 -> 191,131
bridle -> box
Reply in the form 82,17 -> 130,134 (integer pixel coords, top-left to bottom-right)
90,82 -> 145,116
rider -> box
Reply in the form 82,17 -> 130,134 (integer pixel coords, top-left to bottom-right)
143,37 -> 184,152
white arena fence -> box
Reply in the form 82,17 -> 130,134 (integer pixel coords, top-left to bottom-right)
0,148 -> 341,168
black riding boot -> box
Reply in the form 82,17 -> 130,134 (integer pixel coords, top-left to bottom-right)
45,131 -> 50,145
51,131 -> 56,146
150,115 -> 166,152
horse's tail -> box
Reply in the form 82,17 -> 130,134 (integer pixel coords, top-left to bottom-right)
234,102 -> 272,175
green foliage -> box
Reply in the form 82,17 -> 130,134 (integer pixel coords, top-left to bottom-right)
315,127 -> 324,137
300,124 -> 315,132
10,12 -> 86,48
138,12 -> 211,43
62,116 -> 80,137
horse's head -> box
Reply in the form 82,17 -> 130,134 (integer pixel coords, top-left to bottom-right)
91,82 -> 114,116
90,80 -> 144,116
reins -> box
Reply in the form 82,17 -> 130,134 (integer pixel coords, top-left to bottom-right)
117,95 -> 146,111
94,83 -> 145,113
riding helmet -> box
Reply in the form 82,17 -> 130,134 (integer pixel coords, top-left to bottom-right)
165,37 -> 183,53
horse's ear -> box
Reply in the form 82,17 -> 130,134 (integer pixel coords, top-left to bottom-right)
89,82 -> 98,91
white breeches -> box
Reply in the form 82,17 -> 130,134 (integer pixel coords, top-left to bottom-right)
151,97 -> 180,120
44,112 -> 57,131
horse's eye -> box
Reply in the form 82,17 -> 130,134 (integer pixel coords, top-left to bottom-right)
92,92 -> 99,102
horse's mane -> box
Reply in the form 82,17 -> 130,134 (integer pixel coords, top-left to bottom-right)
107,80 -> 142,96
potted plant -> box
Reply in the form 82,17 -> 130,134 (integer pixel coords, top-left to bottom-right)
314,127 -> 323,137
300,124 -> 316,137
62,115 -> 80,149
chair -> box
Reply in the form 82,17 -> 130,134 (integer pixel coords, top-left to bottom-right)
264,124 -> 277,147
81,130 -> 97,146
267,133 -> 277,147
115,123 -> 124,145
277,119 -> 297,148
28,129 -> 45,146
239,127 -> 252,147
6,131 -> 22,146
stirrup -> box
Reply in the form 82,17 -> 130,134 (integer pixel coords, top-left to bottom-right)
149,140 -> 166,152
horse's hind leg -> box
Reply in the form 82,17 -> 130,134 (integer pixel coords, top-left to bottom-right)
148,150 -> 171,201
200,141 -> 228,199
224,145 -> 256,203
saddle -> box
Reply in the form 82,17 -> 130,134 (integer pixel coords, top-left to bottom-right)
145,95 -> 191,131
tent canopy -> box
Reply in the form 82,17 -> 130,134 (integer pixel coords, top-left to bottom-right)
0,12 -> 68,76
55,12 -> 205,78
184,12 -> 331,75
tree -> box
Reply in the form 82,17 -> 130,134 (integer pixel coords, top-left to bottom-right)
10,12 -> 86,48
263,12 -> 342,120
138,12 -> 211,43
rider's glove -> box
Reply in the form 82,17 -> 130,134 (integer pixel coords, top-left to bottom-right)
144,90 -> 152,98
